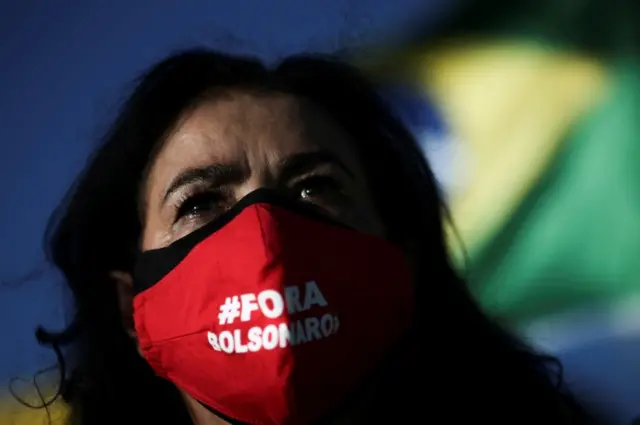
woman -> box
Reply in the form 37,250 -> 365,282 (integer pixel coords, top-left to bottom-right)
34,48 -> 599,425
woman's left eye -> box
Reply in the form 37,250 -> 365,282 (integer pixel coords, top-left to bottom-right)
175,191 -> 223,221
293,176 -> 345,205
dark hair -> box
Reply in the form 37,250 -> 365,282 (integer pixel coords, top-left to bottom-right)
36,48 -> 597,424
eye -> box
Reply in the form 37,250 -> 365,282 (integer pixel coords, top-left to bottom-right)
292,175 -> 345,206
175,190 -> 223,222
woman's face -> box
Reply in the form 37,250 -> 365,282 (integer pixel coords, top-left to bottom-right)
141,91 -> 384,250
137,91 -> 386,424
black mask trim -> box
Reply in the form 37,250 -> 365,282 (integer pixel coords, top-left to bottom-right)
133,188 -> 349,294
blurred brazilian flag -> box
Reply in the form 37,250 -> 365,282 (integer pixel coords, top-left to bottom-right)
359,0 -> 640,331
4,1 -> 640,423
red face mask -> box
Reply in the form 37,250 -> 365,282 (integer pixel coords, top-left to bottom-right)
133,189 -> 414,425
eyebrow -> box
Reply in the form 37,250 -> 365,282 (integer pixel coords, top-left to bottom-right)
162,164 -> 245,205
277,150 -> 355,184
160,150 -> 354,207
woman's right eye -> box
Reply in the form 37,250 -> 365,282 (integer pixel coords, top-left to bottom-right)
175,191 -> 222,222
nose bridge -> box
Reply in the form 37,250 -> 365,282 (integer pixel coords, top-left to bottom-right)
252,196 -> 284,285
236,176 -> 277,200
236,157 -> 278,200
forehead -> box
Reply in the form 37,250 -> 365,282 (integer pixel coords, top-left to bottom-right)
158,92 -> 353,164
144,91 -> 360,195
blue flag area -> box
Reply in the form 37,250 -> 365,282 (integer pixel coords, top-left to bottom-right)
525,302 -> 640,423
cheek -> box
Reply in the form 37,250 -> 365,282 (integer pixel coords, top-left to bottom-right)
345,194 -> 385,239
140,216 -> 173,251
357,181 -> 386,239
356,208 -> 386,239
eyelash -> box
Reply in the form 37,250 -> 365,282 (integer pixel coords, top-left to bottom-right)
291,175 -> 344,200
173,175 -> 346,223
174,189 -> 225,222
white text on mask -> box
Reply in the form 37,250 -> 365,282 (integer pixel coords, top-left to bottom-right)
207,281 -> 339,353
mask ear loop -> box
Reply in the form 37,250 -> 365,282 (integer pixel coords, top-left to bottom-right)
9,328 -> 67,423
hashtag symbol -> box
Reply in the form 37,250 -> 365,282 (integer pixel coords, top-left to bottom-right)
218,296 -> 241,325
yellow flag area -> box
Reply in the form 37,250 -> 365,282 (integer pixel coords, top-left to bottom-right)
361,38 -> 608,262
354,37 -> 640,325
419,40 -> 607,261
0,394 -> 69,425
